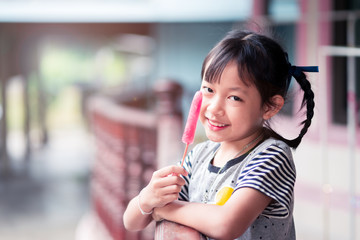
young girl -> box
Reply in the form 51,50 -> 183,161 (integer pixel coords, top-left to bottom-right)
123,29 -> 318,239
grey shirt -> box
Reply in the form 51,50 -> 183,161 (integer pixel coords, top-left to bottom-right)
179,138 -> 296,240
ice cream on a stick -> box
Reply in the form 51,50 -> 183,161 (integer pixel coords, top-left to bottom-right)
180,91 -> 202,166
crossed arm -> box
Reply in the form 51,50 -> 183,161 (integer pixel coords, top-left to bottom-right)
123,165 -> 271,240
123,165 -> 188,231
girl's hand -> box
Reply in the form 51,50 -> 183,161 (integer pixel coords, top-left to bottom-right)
139,165 -> 188,214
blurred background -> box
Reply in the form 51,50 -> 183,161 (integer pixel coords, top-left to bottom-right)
0,0 -> 359,239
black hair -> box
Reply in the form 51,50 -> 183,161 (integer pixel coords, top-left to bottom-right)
201,29 -> 315,149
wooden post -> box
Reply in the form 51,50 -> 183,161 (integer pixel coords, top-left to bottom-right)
23,72 -> 31,160
0,31 -> 9,176
153,80 -> 183,168
37,72 -> 48,146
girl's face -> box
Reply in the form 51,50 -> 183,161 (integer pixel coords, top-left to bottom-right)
200,61 -> 266,145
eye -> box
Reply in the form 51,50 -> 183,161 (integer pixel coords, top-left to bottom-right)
229,95 -> 242,102
202,86 -> 214,93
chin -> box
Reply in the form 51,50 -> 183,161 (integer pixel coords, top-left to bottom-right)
205,133 -> 224,143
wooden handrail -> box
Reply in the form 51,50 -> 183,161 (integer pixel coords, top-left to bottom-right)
155,220 -> 206,240
88,80 -> 185,240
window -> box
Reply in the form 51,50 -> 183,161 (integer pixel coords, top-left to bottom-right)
331,0 -> 360,125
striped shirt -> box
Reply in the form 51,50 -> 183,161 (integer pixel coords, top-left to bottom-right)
179,138 -> 296,240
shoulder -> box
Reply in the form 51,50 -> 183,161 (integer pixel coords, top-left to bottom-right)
235,138 -> 296,218
253,138 -> 292,156
242,138 -> 296,181
246,138 -> 295,172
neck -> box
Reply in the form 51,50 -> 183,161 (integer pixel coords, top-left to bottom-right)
213,131 -> 264,167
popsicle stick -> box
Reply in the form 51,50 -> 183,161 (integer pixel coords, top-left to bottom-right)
180,144 -> 189,167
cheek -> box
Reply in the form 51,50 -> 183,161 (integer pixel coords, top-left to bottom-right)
235,107 -> 264,126
250,111 -> 266,127
199,105 -> 207,123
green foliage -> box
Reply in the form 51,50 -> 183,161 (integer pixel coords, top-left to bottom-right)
40,45 -> 95,92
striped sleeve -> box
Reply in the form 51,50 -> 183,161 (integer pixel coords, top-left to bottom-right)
234,145 -> 296,218
178,148 -> 193,201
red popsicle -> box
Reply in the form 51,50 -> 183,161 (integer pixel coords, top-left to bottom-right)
180,91 -> 202,166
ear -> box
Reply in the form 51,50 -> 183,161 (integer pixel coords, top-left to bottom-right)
262,95 -> 284,120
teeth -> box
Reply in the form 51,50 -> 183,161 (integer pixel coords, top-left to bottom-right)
209,120 -> 226,127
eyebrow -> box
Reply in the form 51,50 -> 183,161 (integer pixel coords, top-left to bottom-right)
228,87 -> 248,94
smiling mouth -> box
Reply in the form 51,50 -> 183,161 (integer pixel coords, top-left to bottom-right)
207,119 -> 229,130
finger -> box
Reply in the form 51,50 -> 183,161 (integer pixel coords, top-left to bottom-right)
155,193 -> 179,208
150,183 -> 182,202
154,165 -> 188,178
167,172 -> 178,177
168,175 -> 186,186
153,166 -> 176,178
158,184 -> 183,196
167,168 -> 188,178
153,175 -> 186,189
172,166 -> 189,176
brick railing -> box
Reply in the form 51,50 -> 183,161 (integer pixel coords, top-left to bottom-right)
88,81 -> 187,240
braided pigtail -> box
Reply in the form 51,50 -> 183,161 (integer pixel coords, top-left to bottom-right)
287,70 -> 315,148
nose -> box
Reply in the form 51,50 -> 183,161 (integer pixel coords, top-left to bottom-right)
206,96 -> 224,117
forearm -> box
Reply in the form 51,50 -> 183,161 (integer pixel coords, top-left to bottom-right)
155,200 -> 235,239
154,188 -> 272,240
123,195 -> 153,231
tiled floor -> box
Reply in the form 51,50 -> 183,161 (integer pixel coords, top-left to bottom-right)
0,128 -> 93,240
